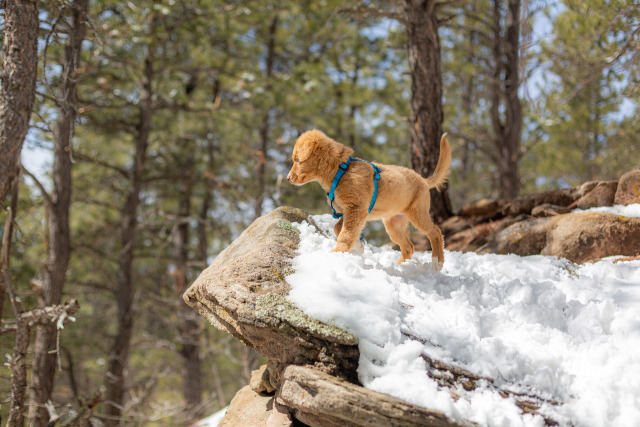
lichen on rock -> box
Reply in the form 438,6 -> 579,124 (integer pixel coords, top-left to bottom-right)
255,294 -> 358,346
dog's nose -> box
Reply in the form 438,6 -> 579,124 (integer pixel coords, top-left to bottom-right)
286,173 -> 291,181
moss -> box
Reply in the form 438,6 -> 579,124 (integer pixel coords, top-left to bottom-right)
277,219 -> 300,234
275,206 -> 309,223
255,294 -> 358,346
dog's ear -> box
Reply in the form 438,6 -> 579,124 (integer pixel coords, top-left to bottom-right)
296,130 -> 325,160
296,138 -> 317,162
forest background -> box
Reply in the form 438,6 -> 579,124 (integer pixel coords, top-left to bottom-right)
0,0 -> 638,425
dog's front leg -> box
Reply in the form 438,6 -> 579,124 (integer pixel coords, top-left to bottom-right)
333,209 -> 367,252
333,218 -> 343,237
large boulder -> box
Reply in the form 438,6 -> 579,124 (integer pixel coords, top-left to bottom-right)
614,169 -> 640,205
183,207 -> 359,383
185,207 -> 469,426
434,171 -> 640,261
278,365 -> 467,427
571,181 -> 618,209
478,212 -> 640,263
217,386 -> 273,427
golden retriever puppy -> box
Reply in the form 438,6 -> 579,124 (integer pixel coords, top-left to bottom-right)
287,129 -> 451,270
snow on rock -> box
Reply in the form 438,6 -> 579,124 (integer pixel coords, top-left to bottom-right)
572,203 -> 640,217
197,406 -> 227,427
287,215 -> 640,427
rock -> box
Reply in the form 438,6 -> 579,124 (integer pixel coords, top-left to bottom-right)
477,216 -> 551,257
440,215 -> 475,236
251,364 -> 276,394
277,365 -> 467,427
441,211 -> 502,237
187,206 -> 570,426
531,203 -> 571,217
478,212 -> 640,263
266,401 -> 293,427
444,216 -> 524,252
458,199 -> 504,217
443,177 -> 636,257
614,169 -> 640,205
575,180 -> 599,197
543,213 -> 640,262
183,207 -> 359,384
501,188 -> 578,216
218,385 -> 273,427
571,181 -> 617,209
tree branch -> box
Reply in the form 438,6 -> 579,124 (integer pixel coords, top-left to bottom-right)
21,165 -> 54,209
72,150 -> 130,178
17,299 -> 80,327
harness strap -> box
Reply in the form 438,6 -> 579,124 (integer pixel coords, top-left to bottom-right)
327,160 -> 351,219
327,157 -> 381,222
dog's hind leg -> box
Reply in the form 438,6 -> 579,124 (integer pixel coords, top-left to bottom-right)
383,215 -> 414,264
405,197 -> 445,271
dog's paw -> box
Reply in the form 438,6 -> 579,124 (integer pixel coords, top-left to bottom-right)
350,240 -> 364,255
333,243 -> 350,253
431,256 -> 443,271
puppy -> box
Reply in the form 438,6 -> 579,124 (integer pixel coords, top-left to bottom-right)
287,129 -> 451,270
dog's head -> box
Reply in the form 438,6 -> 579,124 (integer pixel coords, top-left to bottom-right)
287,130 -> 330,186
287,130 -> 354,186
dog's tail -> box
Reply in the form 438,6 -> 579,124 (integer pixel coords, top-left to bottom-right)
424,133 -> 451,191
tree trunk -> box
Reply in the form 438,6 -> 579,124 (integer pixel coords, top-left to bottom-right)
174,157 -> 203,422
7,301 -> 79,427
105,48 -> 154,426
28,1 -> 87,424
491,0 -> 522,199
0,0 -> 38,204
0,168 -> 21,321
348,43 -> 361,149
402,0 -> 453,223
255,15 -> 278,219
7,320 -> 30,427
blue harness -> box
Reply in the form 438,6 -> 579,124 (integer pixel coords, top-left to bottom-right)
327,157 -> 381,241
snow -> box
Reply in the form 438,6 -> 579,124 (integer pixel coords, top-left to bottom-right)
572,203 -> 640,217
197,406 -> 227,427
286,214 -> 640,427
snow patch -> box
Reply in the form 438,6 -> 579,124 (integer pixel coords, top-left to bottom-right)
286,215 -> 640,427
572,203 -> 640,217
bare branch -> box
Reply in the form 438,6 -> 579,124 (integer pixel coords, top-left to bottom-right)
437,14 -> 457,27
18,299 -> 80,327
0,323 -> 17,336
21,165 -> 54,208
72,150 -> 130,178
